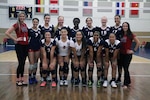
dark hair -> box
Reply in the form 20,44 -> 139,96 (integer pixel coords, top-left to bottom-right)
76,31 -> 86,49
73,18 -> 80,23
122,22 -> 133,39
32,18 -> 39,22
86,17 -> 92,22
44,13 -> 50,18
61,27 -> 68,31
114,14 -> 121,19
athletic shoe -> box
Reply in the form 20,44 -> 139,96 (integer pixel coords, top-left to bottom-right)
22,81 -> 28,86
97,80 -> 101,88
71,77 -> 74,84
74,79 -> 79,86
40,81 -> 47,87
16,81 -> 22,86
32,77 -> 38,84
40,77 -> 44,82
60,80 -> 64,86
51,81 -> 57,87
46,77 -> 51,82
122,85 -> 128,89
111,81 -> 117,88
82,79 -> 87,86
103,80 -> 108,88
29,78 -> 33,84
88,80 -> 93,88
64,80 -> 68,86
115,79 -> 121,85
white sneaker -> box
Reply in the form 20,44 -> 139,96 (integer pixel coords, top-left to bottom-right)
60,80 -> 64,86
64,80 -> 68,86
111,81 -> 117,88
40,77 -> 44,82
103,80 -> 108,88
46,77 -> 51,82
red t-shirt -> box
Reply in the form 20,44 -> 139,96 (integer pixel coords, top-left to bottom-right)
13,23 -> 28,45
120,34 -> 135,54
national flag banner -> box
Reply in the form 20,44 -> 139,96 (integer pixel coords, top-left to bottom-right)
83,1 -> 93,16
35,0 -> 44,14
50,0 -> 59,15
116,2 -> 125,16
130,2 -> 139,17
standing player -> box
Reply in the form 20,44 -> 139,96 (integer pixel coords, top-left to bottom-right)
39,14 -> 55,82
28,18 -> 41,84
111,15 -> 123,84
40,32 -> 57,87
70,31 -> 87,86
87,31 -> 104,87
103,33 -> 120,88
120,22 -> 140,88
70,18 -> 81,83
5,12 -> 28,86
55,27 -> 71,86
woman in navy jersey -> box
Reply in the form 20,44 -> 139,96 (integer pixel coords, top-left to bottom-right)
28,18 -> 41,84
39,14 -> 55,82
87,31 -> 104,87
120,22 -> 140,88
103,33 -> 120,88
40,32 -> 57,87
70,31 -> 87,86
5,12 -> 28,86
55,27 -> 71,86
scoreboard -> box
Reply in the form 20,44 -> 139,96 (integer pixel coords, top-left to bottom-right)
9,6 -> 32,20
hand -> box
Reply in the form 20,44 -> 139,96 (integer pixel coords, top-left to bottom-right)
127,49 -> 134,54
42,62 -> 48,69
14,37 -> 23,43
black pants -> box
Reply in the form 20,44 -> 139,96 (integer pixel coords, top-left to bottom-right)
120,54 -> 132,86
15,44 -> 28,78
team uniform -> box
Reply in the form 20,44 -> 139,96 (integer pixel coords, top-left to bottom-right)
82,26 -> 95,41
103,39 -> 120,88
87,37 -> 104,87
28,28 -> 41,52
70,28 -> 81,39
39,24 -> 55,39
110,26 -> 123,40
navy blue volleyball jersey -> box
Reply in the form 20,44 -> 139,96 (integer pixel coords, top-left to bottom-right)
110,26 -> 123,40
70,28 -> 81,39
88,37 -> 104,52
95,26 -> 111,40
28,28 -> 41,50
104,39 -> 120,58
39,24 -> 55,39
41,39 -> 56,59
82,26 -> 95,41
54,25 -> 71,38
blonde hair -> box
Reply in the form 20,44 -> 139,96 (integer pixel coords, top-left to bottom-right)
17,12 -> 26,32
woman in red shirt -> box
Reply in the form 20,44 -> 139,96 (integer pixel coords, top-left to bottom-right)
120,22 -> 140,88
5,12 -> 28,86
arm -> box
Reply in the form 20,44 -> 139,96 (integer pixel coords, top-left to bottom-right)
40,47 -> 48,69
105,48 -> 109,62
133,36 -> 140,52
5,26 -> 17,42
112,49 -> 120,60
71,47 -> 78,61
88,45 -> 93,63
96,46 -> 102,63
50,46 -> 56,63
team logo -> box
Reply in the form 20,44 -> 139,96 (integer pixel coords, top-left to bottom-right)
63,46 -> 66,49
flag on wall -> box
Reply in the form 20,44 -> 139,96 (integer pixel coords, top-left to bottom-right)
50,0 -> 59,15
130,2 -> 139,17
83,1 -> 93,16
116,2 -> 125,16
35,0 -> 44,13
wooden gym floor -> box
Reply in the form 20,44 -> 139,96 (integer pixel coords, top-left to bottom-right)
0,50 -> 150,100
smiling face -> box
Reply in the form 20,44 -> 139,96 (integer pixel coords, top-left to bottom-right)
18,13 -> 26,23
114,15 -> 121,26
76,31 -> 82,41
109,33 -> 116,44
86,18 -> 92,27
45,32 -> 51,41
32,19 -> 39,28
93,31 -> 99,42
44,15 -> 50,24
58,16 -> 64,26
61,28 -> 68,38
101,16 -> 107,26
122,22 -> 128,32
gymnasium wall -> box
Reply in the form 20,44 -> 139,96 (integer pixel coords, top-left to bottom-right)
0,0 -> 150,44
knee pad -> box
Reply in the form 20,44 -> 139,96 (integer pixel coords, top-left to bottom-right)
64,62 -> 69,74
51,70 -> 56,75
80,67 -> 86,72
59,66 -> 64,72
88,67 -> 93,72
29,65 -> 34,70
33,63 -> 38,69
97,67 -> 102,72
74,67 -> 79,72
42,70 -> 47,74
